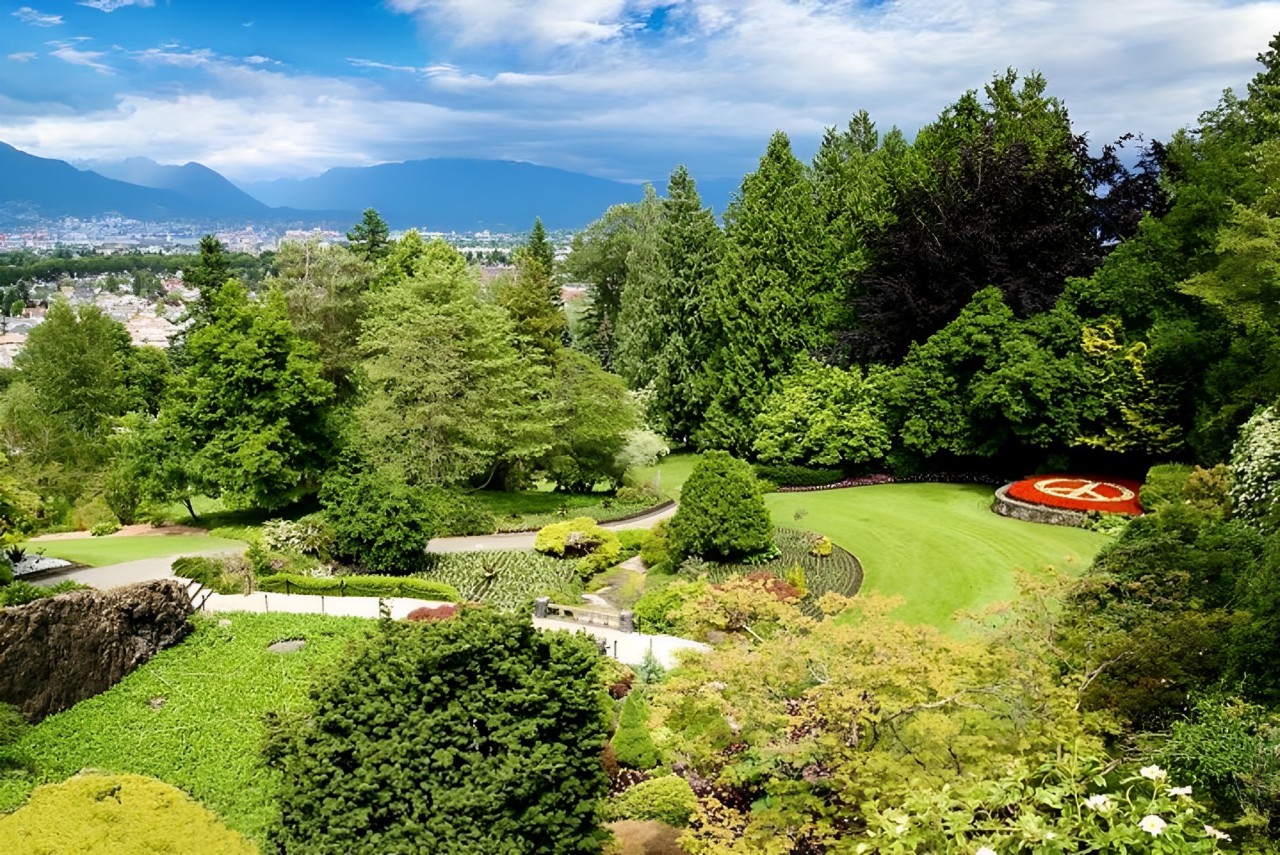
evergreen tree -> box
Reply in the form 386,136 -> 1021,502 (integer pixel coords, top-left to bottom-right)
498,218 -> 567,359
613,184 -> 666,388
345,208 -> 391,261
696,133 -> 828,452
562,204 -> 640,369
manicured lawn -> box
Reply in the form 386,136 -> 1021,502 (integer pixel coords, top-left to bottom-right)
21,534 -> 245,567
630,451 -> 701,499
0,613 -> 372,843
765,483 -> 1110,631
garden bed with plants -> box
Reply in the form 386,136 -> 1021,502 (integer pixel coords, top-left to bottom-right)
477,488 -> 669,533
413,551 -> 584,611
697,527 -> 864,611
1005,474 -> 1144,515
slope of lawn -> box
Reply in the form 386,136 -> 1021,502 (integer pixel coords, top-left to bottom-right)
0,613 -> 372,843
766,483 -> 1110,631
630,451 -> 701,500
21,534 -> 244,567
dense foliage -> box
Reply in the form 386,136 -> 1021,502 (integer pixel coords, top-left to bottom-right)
269,610 -> 610,853
669,451 -> 773,561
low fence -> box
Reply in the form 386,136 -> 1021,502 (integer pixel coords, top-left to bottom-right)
534,597 -> 635,633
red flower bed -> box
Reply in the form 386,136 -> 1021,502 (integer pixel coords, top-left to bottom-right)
1006,474 -> 1144,515
406,604 -> 459,622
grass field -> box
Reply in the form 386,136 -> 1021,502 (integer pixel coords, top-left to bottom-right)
765,483 -> 1109,630
0,613 -> 372,843
22,534 -> 246,567
630,452 -> 701,499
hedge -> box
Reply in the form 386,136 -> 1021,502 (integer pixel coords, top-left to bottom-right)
257,574 -> 459,602
752,463 -> 845,488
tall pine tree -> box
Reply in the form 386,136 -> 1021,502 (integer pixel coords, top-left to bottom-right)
695,133 -> 828,453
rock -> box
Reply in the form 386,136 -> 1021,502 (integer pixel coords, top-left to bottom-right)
0,579 -> 193,722
267,639 -> 306,654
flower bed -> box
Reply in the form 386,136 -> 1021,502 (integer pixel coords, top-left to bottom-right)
1005,475 -> 1144,516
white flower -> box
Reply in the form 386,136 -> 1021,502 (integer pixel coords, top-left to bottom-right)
1169,785 -> 1192,797
1139,815 -> 1168,837
1204,824 -> 1231,841
1139,764 -> 1168,781
976,848 -> 998,855
1084,794 -> 1113,812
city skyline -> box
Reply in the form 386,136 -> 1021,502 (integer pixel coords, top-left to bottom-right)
3,0 -> 1280,185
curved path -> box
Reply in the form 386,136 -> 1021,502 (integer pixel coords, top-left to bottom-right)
426,501 -> 677,553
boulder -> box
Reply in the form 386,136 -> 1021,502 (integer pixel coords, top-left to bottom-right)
0,579 -> 193,722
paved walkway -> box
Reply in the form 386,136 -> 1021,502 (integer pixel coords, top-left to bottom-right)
427,501 -> 676,553
32,549 -> 243,589
195,595 -> 704,668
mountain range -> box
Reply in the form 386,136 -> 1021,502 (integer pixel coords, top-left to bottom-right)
0,141 -> 738,231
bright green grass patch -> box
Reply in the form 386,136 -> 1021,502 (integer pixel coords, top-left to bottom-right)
629,452 -> 701,500
765,483 -> 1109,632
0,613 -> 372,843
21,534 -> 245,567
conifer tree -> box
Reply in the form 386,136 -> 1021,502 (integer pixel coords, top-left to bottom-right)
695,133 -> 828,453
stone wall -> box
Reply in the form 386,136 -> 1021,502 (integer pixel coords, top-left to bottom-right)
0,579 -> 193,722
991,483 -> 1087,528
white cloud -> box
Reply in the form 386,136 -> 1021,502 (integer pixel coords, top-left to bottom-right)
3,0 -> 1280,184
8,52 -> 38,63
385,0 -> 668,48
47,41 -> 114,75
78,0 -> 155,12
13,6 -> 62,27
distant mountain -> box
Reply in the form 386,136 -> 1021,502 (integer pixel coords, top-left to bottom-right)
0,142 -> 353,226
243,159 -> 670,231
77,156 -> 272,219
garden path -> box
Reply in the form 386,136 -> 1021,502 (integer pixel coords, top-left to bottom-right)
426,501 -> 677,553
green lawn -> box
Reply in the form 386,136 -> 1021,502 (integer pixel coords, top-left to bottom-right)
0,613 -> 372,843
22,534 -> 246,567
630,451 -> 701,499
765,483 -> 1110,631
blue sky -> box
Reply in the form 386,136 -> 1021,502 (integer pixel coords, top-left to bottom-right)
3,0 -> 1280,185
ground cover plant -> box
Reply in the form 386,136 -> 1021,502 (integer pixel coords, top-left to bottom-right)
17,533 -> 244,567
416,550 -> 583,610
0,612 -> 372,842
0,773 -> 257,855
765,483 -> 1109,629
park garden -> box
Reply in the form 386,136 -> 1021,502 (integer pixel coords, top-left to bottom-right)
3,34 -> 1280,854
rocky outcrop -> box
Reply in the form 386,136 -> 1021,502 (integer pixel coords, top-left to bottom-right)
0,579 -> 193,722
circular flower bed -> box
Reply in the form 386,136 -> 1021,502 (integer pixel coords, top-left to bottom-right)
1006,474 -> 1144,515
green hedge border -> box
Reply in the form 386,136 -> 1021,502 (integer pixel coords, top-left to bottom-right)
257,574 -> 459,602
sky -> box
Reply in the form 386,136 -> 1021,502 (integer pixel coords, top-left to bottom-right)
2,0 -> 1280,186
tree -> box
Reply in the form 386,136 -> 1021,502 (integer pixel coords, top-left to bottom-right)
668,451 -> 773,561
562,203 -> 640,369
356,239 -> 554,487
266,240 -> 374,401
269,610 -> 610,853
496,219 -> 567,360
697,133 -> 829,452
752,355 -> 891,467
541,350 -> 639,491
182,235 -> 231,317
13,300 -> 130,442
161,281 -> 335,509
1229,400 -> 1280,533
345,208 -> 390,261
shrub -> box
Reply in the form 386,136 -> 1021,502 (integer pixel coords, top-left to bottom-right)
0,580 -> 86,607
633,579 -> 709,635
809,535 -> 832,557
1230,401 -> 1280,533
535,517 -> 623,580
669,451 -> 774,561
0,557 -> 11,588
0,774 -> 257,855
69,494 -> 116,532
607,775 -> 698,827
612,691 -> 659,770
752,463 -> 845,488
615,484 -> 663,505
430,490 -> 496,537
319,469 -> 440,574
617,529 -> 648,552
1141,463 -> 1194,512
90,521 -> 120,537
640,521 -> 675,574
601,657 -> 637,699
268,610 -> 610,853
102,465 -> 143,526
406,603 -> 460,622
261,514 -> 334,558
171,555 -> 251,595
258,573 -> 459,602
